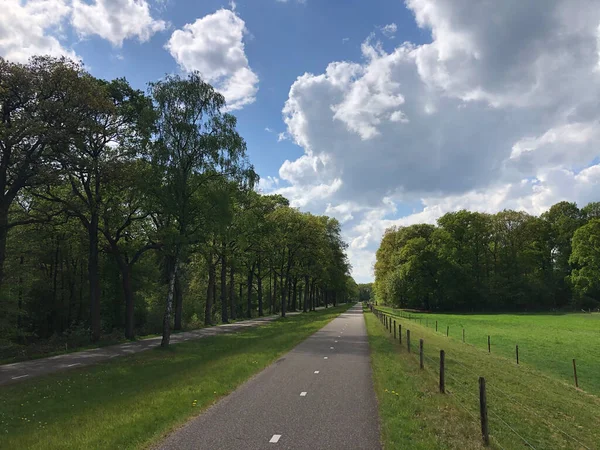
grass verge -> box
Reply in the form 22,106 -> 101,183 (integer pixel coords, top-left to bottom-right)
365,310 -> 484,450
370,308 -> 600,449
0,304 -> 351,450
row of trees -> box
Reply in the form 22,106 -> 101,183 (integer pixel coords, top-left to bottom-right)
374,201 -> 600,311
0,56 -> 355,354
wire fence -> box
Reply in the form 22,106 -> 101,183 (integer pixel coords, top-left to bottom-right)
386,307 -> 592,391
369,306 -> 595,449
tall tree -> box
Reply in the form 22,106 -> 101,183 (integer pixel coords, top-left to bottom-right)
149,73 -> 255,347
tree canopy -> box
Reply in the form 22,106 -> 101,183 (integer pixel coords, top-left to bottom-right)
0,56 -> 356,355
374,203 -> 600,311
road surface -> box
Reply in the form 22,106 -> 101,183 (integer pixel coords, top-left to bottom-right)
0,312 -> 311,386
157,303 -> 381,450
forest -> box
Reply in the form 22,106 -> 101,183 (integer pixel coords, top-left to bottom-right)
0,56 -> 356,359
374,202 -> 600,311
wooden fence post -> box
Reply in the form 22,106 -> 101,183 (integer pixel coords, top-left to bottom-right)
419,339 -> 424,369
394,320 -> 396,339
436,320 -> 438,332
439,350 -> 445,393
488,335 -> 491,353
447,325 -> 449,337
479,377 -> 489,446
399,324 -> 402,344
407,329 -> 411,353
462,328 -> 465,343
516,345 -> 519,365
573,359 -> 579,388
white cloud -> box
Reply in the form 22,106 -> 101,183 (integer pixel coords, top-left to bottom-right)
166,9 -> 258,110
0,0 -> 77,63
276,0 -> 600,282
380,23 -> 397,38
71,0 -> 166,46
257,176 -> 280,192
342,37 -> 350,44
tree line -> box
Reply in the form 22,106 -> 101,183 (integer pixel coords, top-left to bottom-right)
0,56 -> 356,355
374,201 -> 600,311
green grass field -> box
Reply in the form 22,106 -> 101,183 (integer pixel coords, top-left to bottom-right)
379,307 -> 600,397
370,307 -> 600,449
0,305 -> 351,450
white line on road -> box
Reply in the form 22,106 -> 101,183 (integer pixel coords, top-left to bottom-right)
300,392 -> 307,397
67,363 -> 81,367
270,434 -> 281,443
314,371 -> 319,374
330,347 -> 334,349
11,374 -> 29,380
324,357 -> 328,359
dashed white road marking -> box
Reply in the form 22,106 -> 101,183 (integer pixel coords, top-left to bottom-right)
335,340 -> 338,343
67,363 -> 81,367
324,357 -> 328,359
314,371 -> 320,374
270,434 -> 281,443
11,374 -> 29,380
300,392 -> 307,397
330,347 -> 334,349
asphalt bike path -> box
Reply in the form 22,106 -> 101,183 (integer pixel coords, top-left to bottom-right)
157,303 -> 381,450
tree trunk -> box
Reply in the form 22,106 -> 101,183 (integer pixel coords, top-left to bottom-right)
121,261 -> 135,339
247,265 -> 254,318
0,207 -> 9,291
281,270 -> 288,318
220,246 -> 228,324
88,214 -> 101,342
174,272 -> 183,331
205,257 -> 215,326
257,260 -> 263,317
324,289 -> 328,309
292,278 -> 298,312
303,276 -> 309,313
161,253 -> 179,347
229,264 -> 236,320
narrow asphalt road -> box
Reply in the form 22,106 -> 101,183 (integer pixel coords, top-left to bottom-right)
157,303 -> 381,450
0,311 -> 312,386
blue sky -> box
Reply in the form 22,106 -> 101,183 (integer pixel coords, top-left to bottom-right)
69,0 -> 426,184
3,0 -> 600,282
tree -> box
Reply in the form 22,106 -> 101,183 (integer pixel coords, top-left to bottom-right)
149,72 -> 255,347
36,77 -> 151,341
569,219 -> 600,308
0,57 -> 85,291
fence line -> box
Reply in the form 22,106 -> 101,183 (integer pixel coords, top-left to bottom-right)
376,307 -> 589,391
370,306 -> 591,449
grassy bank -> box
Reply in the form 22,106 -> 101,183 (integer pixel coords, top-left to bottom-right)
364,311 -> 484,450
0,304 -> 351,450
370,308 -> 600,449
378,306 -> 600,396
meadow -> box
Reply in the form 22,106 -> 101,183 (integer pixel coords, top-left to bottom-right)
379,307 -> 600,396
370,307 -> 600,449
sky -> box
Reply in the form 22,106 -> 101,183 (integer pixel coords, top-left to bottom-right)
3,0 -> 600,283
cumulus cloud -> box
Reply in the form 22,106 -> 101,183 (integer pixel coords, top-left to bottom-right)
0,0 -> 167,63
71,0 -> 166,46
166,8 -> 259,110
0,0 -> 76,62
275,0 -> 600,282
